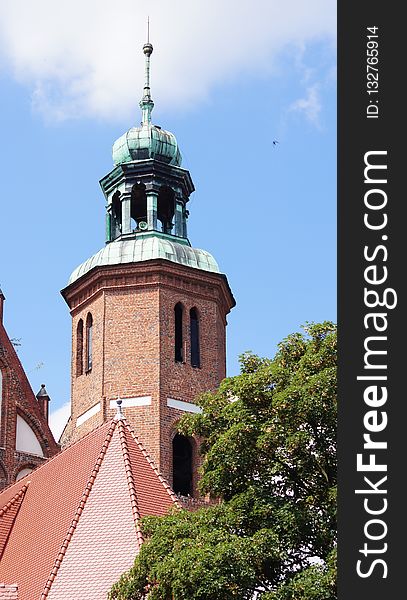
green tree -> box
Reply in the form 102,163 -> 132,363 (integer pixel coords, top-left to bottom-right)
110,322 -> 337,600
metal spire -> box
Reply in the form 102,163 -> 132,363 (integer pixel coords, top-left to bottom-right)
140,18 -> 154,125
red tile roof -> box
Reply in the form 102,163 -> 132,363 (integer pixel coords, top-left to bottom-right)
0,485 -> 29,560
0,418 -> 179,599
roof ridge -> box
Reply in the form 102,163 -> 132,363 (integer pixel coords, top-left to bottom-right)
0,484 -> 30,560
0,484 -> 29,517
40,420 -> 117,599
123,419 -> 181,509
116,420 -> 144,548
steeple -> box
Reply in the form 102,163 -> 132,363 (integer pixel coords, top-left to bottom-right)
61,33 -> 235,497
140,20 -> 154,125
92,37 -> 221,269
112,37 -> 181,168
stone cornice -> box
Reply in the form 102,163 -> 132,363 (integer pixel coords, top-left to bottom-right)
100,159 -> 195,200
61,259 -> 235,321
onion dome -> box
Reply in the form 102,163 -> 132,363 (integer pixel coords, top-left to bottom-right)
112,41 -> 182,167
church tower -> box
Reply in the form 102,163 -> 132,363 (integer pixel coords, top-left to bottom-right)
60,40 -> 235,495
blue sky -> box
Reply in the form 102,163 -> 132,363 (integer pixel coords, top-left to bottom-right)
0,1 -> 336,436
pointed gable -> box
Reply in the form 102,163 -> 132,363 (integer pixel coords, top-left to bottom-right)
0,418 -> 180,600
46,422 -> 139,599
0,423 -> 111,600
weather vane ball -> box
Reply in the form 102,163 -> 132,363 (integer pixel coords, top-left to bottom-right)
143,42 -> 153,56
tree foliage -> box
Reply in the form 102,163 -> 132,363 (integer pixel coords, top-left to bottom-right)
110,322 -> 337,600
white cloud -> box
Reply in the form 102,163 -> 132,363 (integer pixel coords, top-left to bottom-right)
289,84 -> 322,126
49,401 -> 70,441
0,0 -> 336,122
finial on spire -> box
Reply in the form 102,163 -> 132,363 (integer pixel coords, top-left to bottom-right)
140,18 -> 154,125
115,397 -> 124,420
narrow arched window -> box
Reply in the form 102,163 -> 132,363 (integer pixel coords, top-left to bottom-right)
110,191 -> 122,240
131,183 -> 147,231
76,319 -> 84,376
86,313 -> 93,372
190,308 -> 200,368
174,303 -> 183,363
172,434 -> 193,496
157,186 -> 175,234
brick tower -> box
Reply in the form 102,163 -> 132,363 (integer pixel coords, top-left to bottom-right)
60,40 -> 235,496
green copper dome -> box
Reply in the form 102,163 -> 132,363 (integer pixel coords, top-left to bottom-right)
112,123 -> 181,166
68,236 -> 220,285
112,41 -> 181,167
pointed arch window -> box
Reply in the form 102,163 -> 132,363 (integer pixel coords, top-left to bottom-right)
86,313 -> 93,372
190,308 -> 200,368
174,303 -> 184,363
76,319 -> 84,376
172,434 -> 193,496
16,466 -> 34,481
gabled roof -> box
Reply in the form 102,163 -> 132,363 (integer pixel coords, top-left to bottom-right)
0,418 -> 180,600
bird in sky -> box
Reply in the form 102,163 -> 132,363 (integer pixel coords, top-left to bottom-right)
273,140 -> 279,146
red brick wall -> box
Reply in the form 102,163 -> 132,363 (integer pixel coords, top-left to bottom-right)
61,259 -> 234,490
70,293 -> 105,432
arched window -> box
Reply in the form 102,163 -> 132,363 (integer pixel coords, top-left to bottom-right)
174,303 -> 183,363
190,308 -> 200,368
86,313 -> 93,372
131,183 -> 147,230
110,191 -> 122,240
157,186 -> 175,234
15,415 -> 44,457
76,319 -> 84,376
172,434 -> 193,496
16,466 -> 34,481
